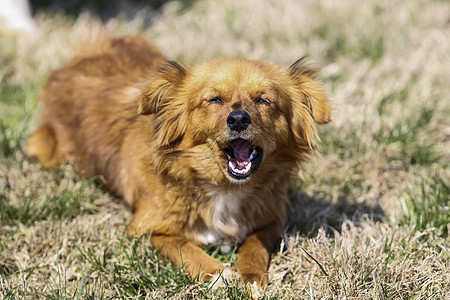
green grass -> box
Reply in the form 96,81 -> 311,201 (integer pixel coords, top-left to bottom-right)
78,237 -> 195,298
401,174 -> 449,240
375,103 -> 441,166
0,79 -> 39,158
0,178 -> 99,228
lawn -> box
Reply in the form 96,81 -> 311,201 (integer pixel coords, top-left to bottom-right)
1,0 -> 449,298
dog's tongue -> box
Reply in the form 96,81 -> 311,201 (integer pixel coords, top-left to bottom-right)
230,139 -> 252,167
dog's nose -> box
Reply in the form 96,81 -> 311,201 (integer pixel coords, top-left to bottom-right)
227,110 -> 252,132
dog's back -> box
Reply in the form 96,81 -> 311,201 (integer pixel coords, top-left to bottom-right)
26,36 -> 164,193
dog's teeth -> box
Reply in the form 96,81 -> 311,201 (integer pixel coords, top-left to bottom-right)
229,160 -> 252,175
249,149 -> 257,161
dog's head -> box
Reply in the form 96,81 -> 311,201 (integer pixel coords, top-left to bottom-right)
138,58 -> 330,184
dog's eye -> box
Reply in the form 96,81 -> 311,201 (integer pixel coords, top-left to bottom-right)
255,97 -> 270,105
207,97 -> 223,104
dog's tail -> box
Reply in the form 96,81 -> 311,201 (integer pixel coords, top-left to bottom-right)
26,123 -> 60,167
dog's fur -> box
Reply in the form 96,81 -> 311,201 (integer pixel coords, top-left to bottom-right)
26,36 -> 330,285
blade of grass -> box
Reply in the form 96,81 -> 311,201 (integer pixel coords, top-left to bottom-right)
301,247 -> 329,277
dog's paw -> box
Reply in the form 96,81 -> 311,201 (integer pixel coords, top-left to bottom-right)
208,268 -> 240,291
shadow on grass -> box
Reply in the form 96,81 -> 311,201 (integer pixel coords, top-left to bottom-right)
287,190 -> 385,238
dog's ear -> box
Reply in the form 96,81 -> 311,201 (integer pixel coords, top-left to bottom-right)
289,58 -> 331,124
139,60 -> 189,147
287,58 -> 331,150
138,60 -> 187,115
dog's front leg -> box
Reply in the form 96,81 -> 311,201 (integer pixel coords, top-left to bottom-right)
150,235 -> 227,281
235,224 -> 283,285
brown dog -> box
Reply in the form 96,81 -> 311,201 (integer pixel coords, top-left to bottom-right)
26,36 -> 330,286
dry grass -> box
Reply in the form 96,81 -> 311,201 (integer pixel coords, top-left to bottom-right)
1,0 -> 449,298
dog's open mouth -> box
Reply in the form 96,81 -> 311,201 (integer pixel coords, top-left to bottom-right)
223,138 -> 263,180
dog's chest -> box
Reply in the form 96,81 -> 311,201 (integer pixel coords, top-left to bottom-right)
195,188 -> 252,252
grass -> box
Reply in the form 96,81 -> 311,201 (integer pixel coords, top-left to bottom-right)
401,174 -> 449,240
0,178 -> 99,227
1,0 -> 449,298
78,238 -> 195,298
0,79 -> 38,158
